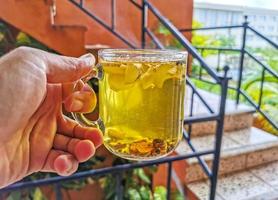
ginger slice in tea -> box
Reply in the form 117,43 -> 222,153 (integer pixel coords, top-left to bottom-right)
106,127 -> 125,139
106,63 -> 141,91
124,63 -> 141,84
139,63 -> 182,89
108,74 -> 133,91
129,139 -> 153,155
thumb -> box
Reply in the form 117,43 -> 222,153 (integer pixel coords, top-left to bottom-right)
45,53 -> 95,83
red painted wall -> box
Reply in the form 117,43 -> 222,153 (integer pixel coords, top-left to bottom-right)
0,0 -> 193,56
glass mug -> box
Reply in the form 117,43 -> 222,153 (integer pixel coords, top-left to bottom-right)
72,49 -> 187,160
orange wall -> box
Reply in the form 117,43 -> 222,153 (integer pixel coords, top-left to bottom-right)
82,0 -> 193,46
55,0 -> 129,49
0,0 -> 87,56
150,0 -> 193,40
0,0 -> 193,56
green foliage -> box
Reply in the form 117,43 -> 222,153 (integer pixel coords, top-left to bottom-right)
249,47 -> 278,72
171,190 -> 185,200
214,34 -> 236,48
127,188 -> 142,200
191,21 -> 220,55
153,186 -> 167,200
156,23 -> 171,36
191,21 -> 236,56
102,157 -> 184,200
186,21 -> 278,135
242,71 -> 278,134
242,74 -> 278,91
16,32 -> 51,51
134,168 -> 151,184
6,156 -> 105,199
154,21 -> 235,61
7,188 -> 47,200
102,164 -> 155,200
6,191 -> 21,200
0,21 -> 53,56
139,186 -> 152,200
0,32 -> 4,42
192,76 -> 278,135
191,78 -> 236,101
33,188 -> 47,200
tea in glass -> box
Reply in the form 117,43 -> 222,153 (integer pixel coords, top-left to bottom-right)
73,49 -> 187,160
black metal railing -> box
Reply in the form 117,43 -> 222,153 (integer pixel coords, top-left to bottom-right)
69,0 -> 136,48
181,16 -> 278,130
0,1 -> 231,200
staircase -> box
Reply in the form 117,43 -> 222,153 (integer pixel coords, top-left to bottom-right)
0,0 -> 134,56
175,89 -> 278,200
0,0 -> 192,56
1,1 -> 277,200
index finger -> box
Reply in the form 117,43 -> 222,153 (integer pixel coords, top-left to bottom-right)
57,115 -> 103,148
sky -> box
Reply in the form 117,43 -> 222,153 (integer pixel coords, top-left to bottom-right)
194,0 -> 278,10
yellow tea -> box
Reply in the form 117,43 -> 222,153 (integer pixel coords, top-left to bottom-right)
99,60 -> 186,160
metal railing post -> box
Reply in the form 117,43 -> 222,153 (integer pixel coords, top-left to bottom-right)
54,183 -> 62,200
166,162 -> 172,200
258,68 -> 265,108
141,0 -> 148,48
115,172 -> 123,200
216,50 -> 221,72
210,66 -> 230,200
199,49 -> 204,80
236,16 -> 248,104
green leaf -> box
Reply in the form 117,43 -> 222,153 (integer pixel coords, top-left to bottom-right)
154,186 -> 167,200
148,165 -> 158,173
156,24 -> 171,36
33,188 -> 46,200
127,188 -> 142,200
16,32 -> 31,45
171,190 -> 185,200
6,191 -> 21,200
242,74 -> 278,91
139,186 -> 151,200
136,169 -> 150,184
0,33 -> 4,42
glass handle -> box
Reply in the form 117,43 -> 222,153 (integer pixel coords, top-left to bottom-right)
71,63 -> 105,132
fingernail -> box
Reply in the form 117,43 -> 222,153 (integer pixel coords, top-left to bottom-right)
70,99 -> 84,111
64,157 -> 73,173
80,53 -> 95,66
55,155 -> 73,175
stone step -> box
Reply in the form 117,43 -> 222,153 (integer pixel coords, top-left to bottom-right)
184,88 -> 255,137
175,127 -> 278,183
187,161 -> 278,200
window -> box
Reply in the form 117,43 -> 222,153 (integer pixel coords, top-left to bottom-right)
248,15 -> 254,21
219,11 -> 227,25
258,26 -> 264,31
253,15 -> 257,21
196,9 -> 206,24
209,10 -> 217,26
202,10 -> 207,23
268,26 -> 274,31
232,13 -> 240,24
260,15 -> 266,21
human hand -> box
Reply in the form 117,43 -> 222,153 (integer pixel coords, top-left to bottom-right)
0,47 -> 102,188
